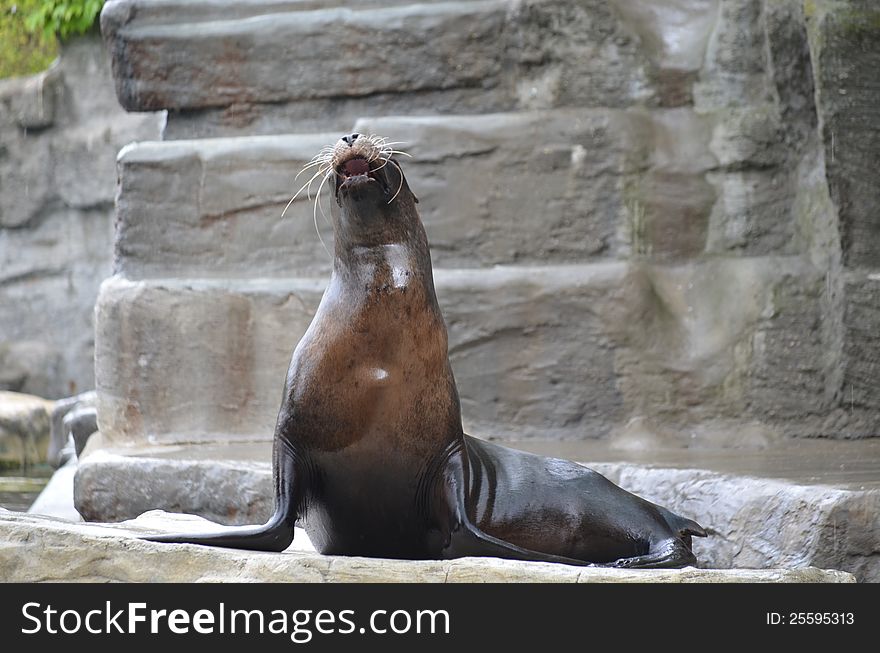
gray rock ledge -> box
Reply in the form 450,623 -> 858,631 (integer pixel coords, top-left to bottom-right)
0,510 -> 855,583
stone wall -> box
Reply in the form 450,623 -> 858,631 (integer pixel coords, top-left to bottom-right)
0,35 -> 162,399
91,0 -> 880,443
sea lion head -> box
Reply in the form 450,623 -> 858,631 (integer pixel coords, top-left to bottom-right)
326,133 -> 420,244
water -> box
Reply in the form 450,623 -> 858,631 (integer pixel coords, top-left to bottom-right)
0,466 -> 52,511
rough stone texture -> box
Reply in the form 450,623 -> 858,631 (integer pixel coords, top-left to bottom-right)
589,462 -> 880,583
356,110 -> 714,265
0,35 -> 163,399
94,257 -> 832,445
114,134 -> 339,280
118,109 -> 798,273
100,0 -> 778,137
94,276 -> 324,445
0,64 -> 60,133
72,450 -> 876,581
821,271 -> 880,437
76,451 -> 273,525
806,0 -> 880,269
0,509 -> 854,583
49,391 -> 97,468
0,392 -> 54,468
102,0 -> 515,112
89,0 -> 880,441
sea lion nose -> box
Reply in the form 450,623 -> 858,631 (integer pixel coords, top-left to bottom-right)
342,133 -> 360,146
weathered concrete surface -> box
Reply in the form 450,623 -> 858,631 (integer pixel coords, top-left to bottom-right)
101,0 -> 665,117
72,445 -> 880,581
0,35 -> 163,398
92,0 -> 880,442
94,276 -> 324,446
100,0 -> 829,141
0,509 -> 855,583
822,271 -> 880,437
114,108 -> 813,274
102,0 -> 515,112
113,134 -> 339,280
0,392 -> 54,468
806,0 -> 880,269
48,391 -> 97,468
76,450 -> 273,526
589,462 -> 880,584
94,256 -> 834,445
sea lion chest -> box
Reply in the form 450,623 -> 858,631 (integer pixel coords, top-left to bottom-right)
281,249 -> 460,554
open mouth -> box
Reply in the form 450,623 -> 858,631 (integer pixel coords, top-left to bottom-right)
336,156 -> 379,193
340,157 -> 370,178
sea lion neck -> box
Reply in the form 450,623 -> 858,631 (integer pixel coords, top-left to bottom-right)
332,194 -> 434,283
331,239 -> 441,312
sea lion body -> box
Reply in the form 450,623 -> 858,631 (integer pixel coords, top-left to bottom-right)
149,134 -> 705,568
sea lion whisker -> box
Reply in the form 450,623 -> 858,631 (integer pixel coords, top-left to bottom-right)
312,169 -> 332,258
371,158 -> 393,172
299,157 -> 329,171
387,164 -> 405,204
282,166 -> 328,218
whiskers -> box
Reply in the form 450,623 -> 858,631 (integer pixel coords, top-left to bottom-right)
280,135 -> 412,257
281,146 -> 336,257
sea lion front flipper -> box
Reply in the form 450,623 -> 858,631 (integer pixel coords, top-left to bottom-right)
142,439 -> 300,552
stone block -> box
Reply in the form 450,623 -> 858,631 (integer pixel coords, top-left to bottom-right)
101,0 -> 513,112
807,0 -> 880,268
0,208 -> 115,397
101,0 -> 745,125
819,271 -> 880,437
0,64 -> 60,130
94,276 -> 324,446
71,448 -> 874,580
114,134 -> 339,279
94,257 -> 830,443
0,392 -> 54,469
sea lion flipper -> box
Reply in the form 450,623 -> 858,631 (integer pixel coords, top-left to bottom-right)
443,519 -> 595,567
143,516 -> 295,551
438,448 -> 593,567
142,439 -> 300,552
609,539 -> 698,569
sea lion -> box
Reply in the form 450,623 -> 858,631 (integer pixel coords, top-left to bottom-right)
148,133 -> 706,567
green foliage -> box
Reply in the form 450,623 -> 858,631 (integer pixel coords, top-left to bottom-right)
0,1 -> 59,78
23,0 -> 104,41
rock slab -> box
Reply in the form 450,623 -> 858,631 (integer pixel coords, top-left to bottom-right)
0,391 -> 54,468
0,509 -> 854,583
73,449 -> 880,581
